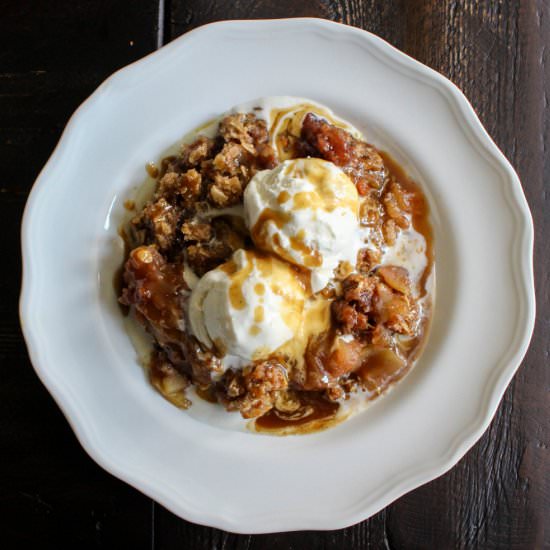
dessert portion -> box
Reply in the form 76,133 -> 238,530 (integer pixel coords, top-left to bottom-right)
119,97 -> 434,433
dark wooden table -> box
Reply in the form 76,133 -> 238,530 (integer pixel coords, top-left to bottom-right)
2,1 -> 548,548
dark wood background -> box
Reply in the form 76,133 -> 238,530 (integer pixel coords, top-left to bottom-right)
1,1 -> 548,548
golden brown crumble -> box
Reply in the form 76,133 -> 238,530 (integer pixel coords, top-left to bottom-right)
119,109 -> 431,425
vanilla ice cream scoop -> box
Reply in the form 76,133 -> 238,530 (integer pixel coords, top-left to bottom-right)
244,158 -> 361,292
189,249 -> 306,361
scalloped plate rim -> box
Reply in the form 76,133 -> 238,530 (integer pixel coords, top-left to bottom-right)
19,18 -> 535,533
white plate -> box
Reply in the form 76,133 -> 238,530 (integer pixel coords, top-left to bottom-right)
20,18 -> 535,533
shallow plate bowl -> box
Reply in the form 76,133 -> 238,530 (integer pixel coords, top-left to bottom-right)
20,18 -> 535,533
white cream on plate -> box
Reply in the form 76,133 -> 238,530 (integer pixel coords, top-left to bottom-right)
189,249 -> 306,362
245,158 -> 363,292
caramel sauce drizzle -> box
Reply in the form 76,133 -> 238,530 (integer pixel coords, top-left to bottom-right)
270,103 -> 354,161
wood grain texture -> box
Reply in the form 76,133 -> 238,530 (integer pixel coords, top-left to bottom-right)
0,1 -> 158,548
1,1 -> 548,548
